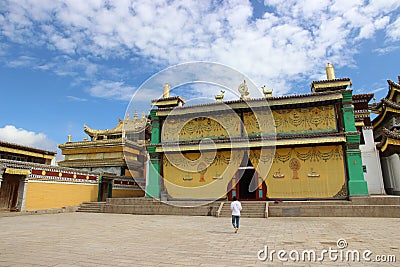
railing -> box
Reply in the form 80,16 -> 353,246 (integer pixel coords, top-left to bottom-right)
216,202 -> 224,217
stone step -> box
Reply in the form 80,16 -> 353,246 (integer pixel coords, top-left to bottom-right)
269,205 -> 400,217
350,196 -> 400,205
102,204 -> 218,216
268,200 -> 352,206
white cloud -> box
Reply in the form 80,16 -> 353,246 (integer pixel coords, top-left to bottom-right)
386,17 -> 400,41
88,80 -> 136,101
0,125 -> 58,153
0,0 -> 399,97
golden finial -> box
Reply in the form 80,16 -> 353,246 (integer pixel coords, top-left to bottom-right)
67,134 -> 71,142
325,63 -> 336,80
163,83 -> 170,98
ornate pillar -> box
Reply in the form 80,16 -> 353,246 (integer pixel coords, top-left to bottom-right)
342,90 -> 369,195
146,152 -> 161,198
146,109 -> 161,198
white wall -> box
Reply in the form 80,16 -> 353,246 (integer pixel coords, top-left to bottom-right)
359,127 -> 385,194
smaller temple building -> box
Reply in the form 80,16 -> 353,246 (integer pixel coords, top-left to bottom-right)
58,114 -> 149,200
0,141 -> 99,211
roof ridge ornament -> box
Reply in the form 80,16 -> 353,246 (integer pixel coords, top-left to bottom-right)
215,90 -> 225,103
261,85 -> 273,98
238,80 -> 250,100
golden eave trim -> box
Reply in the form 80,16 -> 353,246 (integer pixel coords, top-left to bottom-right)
380,138 -> 400,153
312,81 -> 351,89
373,107 -> 400,129
155,136 -> 346,152
388,85 -> 400,101
0,147 -> 55,159
5,168 -> 30,175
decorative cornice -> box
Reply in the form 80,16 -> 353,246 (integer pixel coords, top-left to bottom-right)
59,138 -> 144,150
58,158 -> 127,168
155,133 -> 346,152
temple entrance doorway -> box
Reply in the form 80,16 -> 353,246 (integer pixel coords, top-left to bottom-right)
227,156 -> 268,201
0,174 -> 23,211
99,178 -> 112,201
238,167 -> 257,200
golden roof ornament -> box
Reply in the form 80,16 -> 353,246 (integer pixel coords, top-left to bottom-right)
326,63 -> 336,80
215,90 -> 225,103
163,83 -> 170,98
238,80 -> 250,100
261,85 -> 273,98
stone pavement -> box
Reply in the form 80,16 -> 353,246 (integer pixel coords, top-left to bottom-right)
0,213 -> 399,267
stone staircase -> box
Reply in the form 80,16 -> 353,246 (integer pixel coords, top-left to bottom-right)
217,201 -> 267,218
76,202 -> 106,213
76,196 -> 400,218
77,198 -> 222,216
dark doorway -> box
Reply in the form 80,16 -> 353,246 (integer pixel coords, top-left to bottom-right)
238,168 -> 257,200
99,178 -> 112,201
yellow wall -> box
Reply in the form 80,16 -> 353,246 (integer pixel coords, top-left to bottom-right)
24,182 -> 98,210
163,150 -> 243,199
251,145 -> 346,199
112,189 -> 144,198
162,145 -> 346,199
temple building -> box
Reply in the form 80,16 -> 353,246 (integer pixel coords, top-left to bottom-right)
58,114 -> 149,200
0,140 -> 56,165
372,77 -> 400,195
146,64 -> 369,201
0,141 -> 99,211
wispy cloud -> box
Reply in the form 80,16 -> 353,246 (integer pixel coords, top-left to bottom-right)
374,45 -> 400,55
66,95 -> 88,102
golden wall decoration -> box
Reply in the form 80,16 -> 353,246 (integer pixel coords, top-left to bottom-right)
162,113 -> 241,142
244,105 -> 337,136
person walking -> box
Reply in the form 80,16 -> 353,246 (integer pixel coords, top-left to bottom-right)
230,196 -> 242,233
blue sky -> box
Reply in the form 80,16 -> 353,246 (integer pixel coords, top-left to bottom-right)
0,0 -> 399,160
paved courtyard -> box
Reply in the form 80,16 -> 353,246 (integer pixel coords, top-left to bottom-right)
0,213 -> 399,266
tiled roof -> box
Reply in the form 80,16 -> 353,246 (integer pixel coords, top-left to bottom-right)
0,140 -> 56,155
311,78 -> 351,84
156,90 -> 343,112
